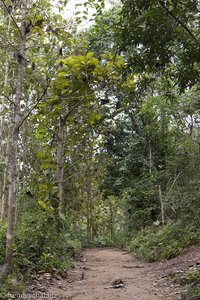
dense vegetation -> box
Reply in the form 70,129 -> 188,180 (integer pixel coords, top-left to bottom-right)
0,0 -> 199,298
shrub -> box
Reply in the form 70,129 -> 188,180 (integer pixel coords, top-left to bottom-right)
128,220 -> 200,262
14,210 -> 81,272
0,275 -> 25,300
176,268 -> 200,300
89,236 -> 115,247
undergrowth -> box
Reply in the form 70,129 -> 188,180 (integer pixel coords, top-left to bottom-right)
176,268 -> 200,300
127,219 -> 200,298
13,210 -> 81,273
127,220 -> 200,262
0,209 -> 81,299
84,235 -> 116,248
0,275 -> 25,300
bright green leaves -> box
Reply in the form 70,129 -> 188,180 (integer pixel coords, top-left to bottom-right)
86,51 -> 96,59
122,74 -> 135,90
55,51 -> 125,99
56,52 -> 99,92
88,113 -> 102,124
38,199 -> 47,209
35,124 -> 48,139
57,52 -> 99,75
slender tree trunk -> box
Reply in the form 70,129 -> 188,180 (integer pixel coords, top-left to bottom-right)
0,16 -> 11,219
0,16 -> 10,142
0,166 -> 8,220
0,114 -> 5,147
57,116 -> 65,213
87,168 -> 93,242
5,0 -> 27,272
149,140 -> 152,175
159,185 -> 165,226
86,140 -> 93,242
0,141 -> 9,220
109,204 -> 113,237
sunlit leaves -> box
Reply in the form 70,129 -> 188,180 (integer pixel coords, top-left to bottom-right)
55,51 -> 125,97
38,199 -> 47,209
88,113 -> 102,124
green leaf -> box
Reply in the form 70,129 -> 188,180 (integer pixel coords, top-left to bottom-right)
59,212 -> 66,221
86,52 -> 94,59
38,200 -> 47,209
88,115 -> 95,124
55,14 -> 63,22
95,113 -> 101,120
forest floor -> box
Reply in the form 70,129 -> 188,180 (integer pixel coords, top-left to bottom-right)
25,246 -> 200,300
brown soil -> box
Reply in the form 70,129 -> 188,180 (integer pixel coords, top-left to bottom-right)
28,246 -> 200,300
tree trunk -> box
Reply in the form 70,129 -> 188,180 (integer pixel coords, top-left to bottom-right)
0,166 -> 8,220
5,0 -> 27,272
86,140 -> 93,242
149,140 -> 152,175
87,169 -> 93,242
0,16 -> 11,219
0,15 -> 10,143
57,116 -> 65,213
159,185 -> 165,226
109,204 -> 113,237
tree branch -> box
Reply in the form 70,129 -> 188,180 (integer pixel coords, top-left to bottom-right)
158,0 -> 200,46
1,0 -> 22,38
63,95 -> 91,123
18,80 -> 50,129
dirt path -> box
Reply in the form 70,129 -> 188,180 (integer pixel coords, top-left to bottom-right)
45,248 -> 183,300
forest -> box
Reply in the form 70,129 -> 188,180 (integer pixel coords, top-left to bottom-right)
0,0 -> 199,299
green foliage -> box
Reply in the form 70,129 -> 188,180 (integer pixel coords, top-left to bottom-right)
14,208 -> 81,272
86,236 -> 115,248
64,239 -> 82,258
117,0 -> 199,91
176,269 -> 200,300
0,275 -> 25,300
179,269 -> 200,286
86,7 -> 120,58
128,221 -> 200,262
122,173 -> 161,231
38,250 -> 70,272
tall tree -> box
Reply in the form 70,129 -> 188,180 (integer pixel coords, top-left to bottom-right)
0,0 -> 74,274
5,0 -> 28,272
